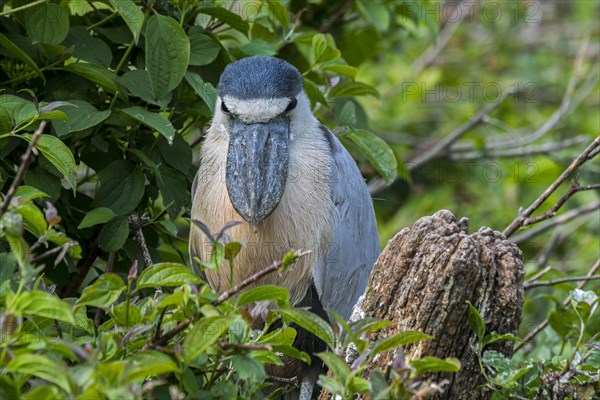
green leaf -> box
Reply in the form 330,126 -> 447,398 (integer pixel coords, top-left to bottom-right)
312,34 -> 327,64
121,106 -> 175,144
0,95 -> 37,128
483,332 -> 523,346
410,356 -> 461,374
328,81 -> 379,99
231,355 -> 266,382
317,352 -> 351,384
156,167 -> 188,219
119,70 -> 172,109
239,39 -> 276,56
197,7 -> 249,35
145,14 -> 190,99
188,30 -> 221,66
304,79 -> 327,108
64,26 -> 112,67
109,0 -> 144,44
258,327 -> 296,346
249,350 -> 283,366
16,202 -> 47,237
13,290 -> 75,323
14,186 -> 48,201
98,218 -> 129,252
356,0 -> 390,32
64,63 -> 119,94
124,351 -> 178,381
94,160 -> 145,215
0,33 -> 44,82
338,101 -> 357,127
236,285 -> 289,308
371,331 -> 433,357
76,273 -> 125,309
137,263 -> 202,289
270,344 -> 311,364
322,63 -> 358,79
24,3 -> 70,45
183,316 -> 238,364
342,129 -> 397,184
78,207 -> 117,229
51,100 -> 111,136
20,134 -> 77,190
185,71 -> 217,113
5,235 -> 29,269
38,110 -> 68,121
110,302 -> 142,327
22,386 -> 61,400
467,302 -> 486,341
0,105 -> 11,134
7,354 -> 71,394
158,134 -> 192,174
279,308 -> 335,349
267,1 -> 290,28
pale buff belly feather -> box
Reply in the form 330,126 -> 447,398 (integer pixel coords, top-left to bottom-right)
190,124 -> 334,305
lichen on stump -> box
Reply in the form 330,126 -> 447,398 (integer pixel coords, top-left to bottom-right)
361,210 -> 524,399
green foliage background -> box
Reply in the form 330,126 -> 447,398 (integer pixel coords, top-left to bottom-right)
0,0 -> 598,399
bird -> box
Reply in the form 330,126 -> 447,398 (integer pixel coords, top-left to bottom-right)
189,56 -> 379,398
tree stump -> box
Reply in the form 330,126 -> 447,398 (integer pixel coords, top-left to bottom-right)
321,210 -> 524,399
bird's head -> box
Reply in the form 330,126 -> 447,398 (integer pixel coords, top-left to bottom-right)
215,56 -> 306,225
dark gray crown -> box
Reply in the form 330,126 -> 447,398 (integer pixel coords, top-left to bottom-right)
218,56 -> 303,100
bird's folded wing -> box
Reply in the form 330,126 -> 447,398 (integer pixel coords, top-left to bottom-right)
313,125 -> 380,320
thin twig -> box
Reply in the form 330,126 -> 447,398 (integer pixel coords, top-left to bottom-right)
409,88 -> 517,170
218,342 -> 272,351
128,215 -> 153,267
31,243 -> 74,264
510,200 -> 600,244
503,136 -> 600,238
412,1 -> 468,76
0,121 -> 47,216
448,136 -> 588,161
213,260 -> 282,306
522,181 -> 600,225
525,275 -> 600,290
60,233 -> 100,297
525,266 -> 553,287
516,258 -> 600,352
0,0 -> 46,16
146,259 -> 286,349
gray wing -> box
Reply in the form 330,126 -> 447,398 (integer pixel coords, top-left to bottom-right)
313,125 -> 380,321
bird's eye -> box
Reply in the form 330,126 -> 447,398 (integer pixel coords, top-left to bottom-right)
285,98 -> 297,112
221,101 -> 231,115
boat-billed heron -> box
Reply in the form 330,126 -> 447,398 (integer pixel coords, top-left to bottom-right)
189,56 -> 379,396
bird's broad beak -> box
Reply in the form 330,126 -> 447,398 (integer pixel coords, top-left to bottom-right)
226,116 -> 289,225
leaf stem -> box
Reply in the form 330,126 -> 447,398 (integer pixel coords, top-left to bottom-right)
0,0 -> 46,17
0,121 -> 46,216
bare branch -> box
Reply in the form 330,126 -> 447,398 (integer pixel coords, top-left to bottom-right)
31,242 -> 77,264
525,275 -> 600,290
0,121 -> 47,216
412,1 -> 468,76
448,136 -> 588,161
146,254 -> 301,349
522,180 -> 600,225
128,214 -> 153,267
218,342 -> 272,351
213,260 -> 283,306
525,266 -> 553,287
516,258 -> 600,352
510,200 -> 600,244
409,87 -> 516,170
503,136 -> 600,238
